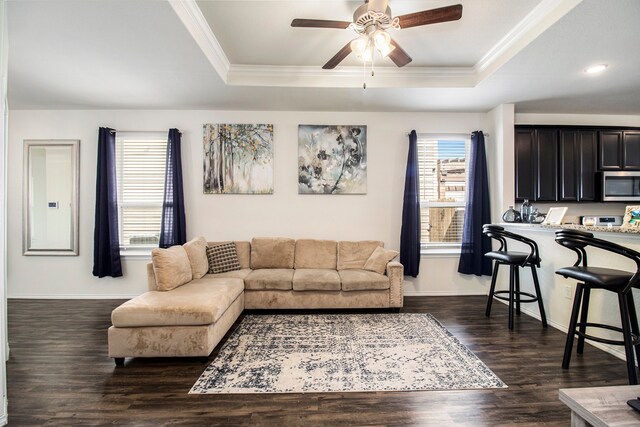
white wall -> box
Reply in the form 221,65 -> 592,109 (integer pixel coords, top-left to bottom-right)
0,0 -> 8,423
7,109 -> 492,298
487,104 -> 515,219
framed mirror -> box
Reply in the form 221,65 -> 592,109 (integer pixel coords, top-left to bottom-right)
23,140 -> 80,256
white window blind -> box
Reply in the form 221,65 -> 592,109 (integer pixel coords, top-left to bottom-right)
417,135 -> 470,250
115,132 -> 167,249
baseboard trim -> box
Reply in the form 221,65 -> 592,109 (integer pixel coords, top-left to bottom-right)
404,291 -> 487,297
0,396 -> 7,427
497,300 -> 629,362
11,292 -> 487,299
8,293 -> 137,300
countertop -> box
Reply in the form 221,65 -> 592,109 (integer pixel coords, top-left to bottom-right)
498,222 -> 640,234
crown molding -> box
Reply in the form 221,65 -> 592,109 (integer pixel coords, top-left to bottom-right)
473,0 -> 583,83
227,64 -> 475,88
168,0 -> 230,83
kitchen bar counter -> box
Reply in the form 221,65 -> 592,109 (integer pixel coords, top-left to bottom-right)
492,223 -> 640,364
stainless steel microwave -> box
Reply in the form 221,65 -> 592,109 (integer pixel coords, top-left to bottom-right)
600,171 -> 640,201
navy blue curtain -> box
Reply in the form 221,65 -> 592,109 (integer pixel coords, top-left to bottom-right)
400,130 -> 421,277
458,131 -> 492,276
159,128 -> 186,248
92,127 -> 123,278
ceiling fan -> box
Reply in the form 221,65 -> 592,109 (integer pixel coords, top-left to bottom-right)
291,0 -> 462,70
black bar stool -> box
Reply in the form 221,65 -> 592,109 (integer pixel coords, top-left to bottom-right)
483,224 -> 548,330
555,229 -> 640,384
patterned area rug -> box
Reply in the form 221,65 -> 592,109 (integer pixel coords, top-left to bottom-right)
190,313 -> 506,394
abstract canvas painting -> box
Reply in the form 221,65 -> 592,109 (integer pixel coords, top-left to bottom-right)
203,123 -> 273,194
298,124 -> 367,194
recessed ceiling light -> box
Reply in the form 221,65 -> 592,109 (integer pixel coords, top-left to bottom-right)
585,64 -> 608,74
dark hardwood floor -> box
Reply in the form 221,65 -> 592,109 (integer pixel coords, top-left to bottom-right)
6,296 -> 633,426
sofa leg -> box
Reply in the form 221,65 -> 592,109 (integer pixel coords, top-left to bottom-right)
114,357 -> 125,367
199,357 -> 210,364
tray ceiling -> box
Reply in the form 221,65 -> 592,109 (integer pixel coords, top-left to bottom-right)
6,0 -> 640,113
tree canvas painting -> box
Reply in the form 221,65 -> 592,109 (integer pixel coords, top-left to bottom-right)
203,123 -> 273,194
298,125 -> 367,194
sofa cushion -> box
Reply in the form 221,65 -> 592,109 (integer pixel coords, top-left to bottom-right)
294,239 -> 337,269
151,245 -> 193,291
209,241 -> 251,269
183,237 -> 209,279
251,237 -> 295,269
245,269 -> 294,290
293,269 -> 341,291
363,246 -> 399,274
206,242 -> 241,274
337,240 -> 384,270
339,269 -> 390,291
111,278 -> 244,327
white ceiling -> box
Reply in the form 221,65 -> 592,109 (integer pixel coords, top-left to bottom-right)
7,0 -> 640,114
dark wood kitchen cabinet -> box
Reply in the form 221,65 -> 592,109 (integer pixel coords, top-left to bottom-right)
559,129 -> 596,201
623,131 -> 640,169
516,125 -> 640,202
515,127 -> 557,202
599,130 -> 640,170
515,128 -> 535,201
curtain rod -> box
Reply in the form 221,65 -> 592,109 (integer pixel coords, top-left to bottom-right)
114,130 -> 173,133
109,129 -> 183,135
409,132 -> 490,138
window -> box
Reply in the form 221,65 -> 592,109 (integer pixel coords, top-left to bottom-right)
115,132 -> 167,251
417,134 -> 470,253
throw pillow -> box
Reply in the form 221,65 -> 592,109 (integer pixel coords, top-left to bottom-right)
183,236 -> 208,279
363,246 -> 399,275
337,240 -> 385,270
207,242 -> 241,274
250,237 -> 295,269
151,245 -> 193,291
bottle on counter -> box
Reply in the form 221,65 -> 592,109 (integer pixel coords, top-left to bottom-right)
502,206 -> 521,223
520,199 -> 532,223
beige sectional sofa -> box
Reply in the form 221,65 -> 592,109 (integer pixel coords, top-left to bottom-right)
108,237 -> 403,366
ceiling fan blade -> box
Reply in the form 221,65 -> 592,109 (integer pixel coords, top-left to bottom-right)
388,39 -> 412,67
397,4 -> 463,29
291,19 -> 351,29
322,42 -> 353,69
367,0 -> 389,13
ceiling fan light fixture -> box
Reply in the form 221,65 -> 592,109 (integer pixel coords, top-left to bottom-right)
372,29 -> 391,51
350,36 -> 369,56
362,45 -> 374,62
294,2 -> 462,70
378,41 -> 395,57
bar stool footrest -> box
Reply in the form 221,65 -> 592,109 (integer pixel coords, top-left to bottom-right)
573,321 -> 640,347
493,290 -> 540,304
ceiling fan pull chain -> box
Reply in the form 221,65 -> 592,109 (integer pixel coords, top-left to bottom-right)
363,60 -> 367,89
371,51 -> 375,77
